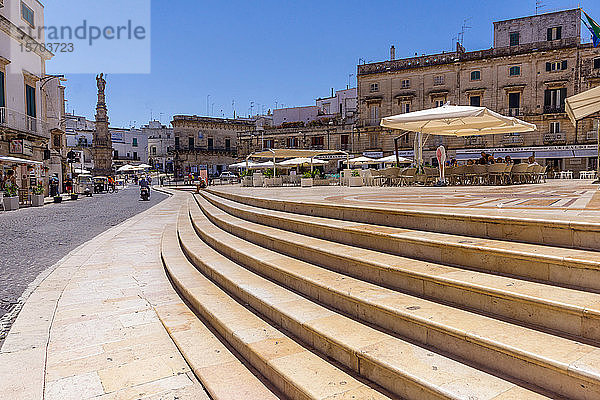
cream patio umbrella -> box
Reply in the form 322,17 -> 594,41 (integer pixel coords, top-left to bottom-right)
344,156 -> 377,166
566,85 -> 600,183
378,154 -> 412,165
381,104 -> 537,168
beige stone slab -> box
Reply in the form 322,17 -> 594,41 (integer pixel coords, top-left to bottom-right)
45,371 -> 105,400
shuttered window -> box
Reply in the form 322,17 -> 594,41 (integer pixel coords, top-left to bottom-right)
0,71 -> 5,108
25,84 -> 36,117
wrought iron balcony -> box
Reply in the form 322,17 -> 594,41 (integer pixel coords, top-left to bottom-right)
543,105 -> 565,114
0,107 -> 48,139
507,108 -> 522,117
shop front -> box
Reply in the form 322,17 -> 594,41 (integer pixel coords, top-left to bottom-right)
1,156 -> 45,208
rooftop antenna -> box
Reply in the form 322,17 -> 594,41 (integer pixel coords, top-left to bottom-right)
458,18 -> 472,46
535,0 -> 545,15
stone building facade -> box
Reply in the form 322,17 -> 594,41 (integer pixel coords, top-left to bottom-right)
172,115 -> 253,178
238,88 -> 358,170
0,0 -> 67,194
357,8 -> 600,173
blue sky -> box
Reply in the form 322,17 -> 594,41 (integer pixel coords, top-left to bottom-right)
44,0 -> 597,128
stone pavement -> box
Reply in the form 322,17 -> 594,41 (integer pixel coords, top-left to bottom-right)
213,179 -> 600,221
0,186 -> 167,345
0,190 -> 209,400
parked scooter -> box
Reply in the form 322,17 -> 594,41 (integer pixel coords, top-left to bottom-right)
140,186 -> 150,201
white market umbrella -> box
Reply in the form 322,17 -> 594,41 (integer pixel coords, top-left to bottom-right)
74,168 -> 91,174
117,164 -> 135,172
378,154 -> 412,164
345,156 -> 377,166
137,163 -> 151,169
278,157 -> 327,167
566,86 -> 600,182
380,104 -> 537,167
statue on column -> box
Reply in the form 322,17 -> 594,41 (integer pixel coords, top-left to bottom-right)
96,73 -> 106,93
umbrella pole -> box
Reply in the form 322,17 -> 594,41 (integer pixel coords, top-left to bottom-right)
595,119 -> 600,184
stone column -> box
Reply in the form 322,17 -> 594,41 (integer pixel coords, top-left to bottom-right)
92,73 -> 113,176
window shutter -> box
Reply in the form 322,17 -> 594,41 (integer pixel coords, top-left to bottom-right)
560,88 -> 567,105
561,60 -> 567,70
546,62 -> 551,72
0,71 -> 4,108
544,89 -> 551,107
547,28 -> 552,41
556,26 -> 562,40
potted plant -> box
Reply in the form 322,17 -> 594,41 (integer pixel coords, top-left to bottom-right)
263,168 -> 275,187
252,172 -> 264,187
241,170 -> 253,187
348,169 -> 363,187
31,183 -> 45,207
301,171 -> 314,187
3,182 -> 19,211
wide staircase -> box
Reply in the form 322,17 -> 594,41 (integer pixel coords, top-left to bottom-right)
160,188 -> 600,400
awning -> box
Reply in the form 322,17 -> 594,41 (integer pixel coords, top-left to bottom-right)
574,149 -> 598,157
533,150 -> 574,158
456,153 -> 480,160
492,151 -> 533,159
0,156 -> 43,165
248,149 -> 348,159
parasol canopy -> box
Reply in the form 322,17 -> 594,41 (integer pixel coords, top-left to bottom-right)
380,104 -> 537,136
378,154 -> 413,164
117,164 -> 135,172
566,85 -> 600,125
278,157 -> 328,167
344,156 -> 377,165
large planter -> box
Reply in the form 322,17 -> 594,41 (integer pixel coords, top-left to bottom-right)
242,176 -> 253,187
53,196 -> 63,203
265,177 -> 283,187
252,175 -> 264,187
3,196 -> 19,211
348,176 -> 363,187
301,178 -> 313,187
31,194 -> 45,207
71,194 -> 79,201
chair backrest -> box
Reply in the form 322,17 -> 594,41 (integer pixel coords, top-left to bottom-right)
401,167 -> 416,177
473,164 -> 487,174
423,167 -> 437,177
504,164 -> 513,173
488,163 -> 505,174
526,164 -> 536,173
511,163 -> 528,173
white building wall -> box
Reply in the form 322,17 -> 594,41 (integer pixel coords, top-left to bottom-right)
272,106 -> 319,126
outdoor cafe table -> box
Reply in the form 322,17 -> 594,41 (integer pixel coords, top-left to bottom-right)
557,171 -> 574,179
579,171 -> 596,179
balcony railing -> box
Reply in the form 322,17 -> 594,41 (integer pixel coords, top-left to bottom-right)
544,105 -> 565,114
502,134 -> 524,146
0,107 -> 48,138
543,132 -> 566,143
587,131 -> 598,141
507,108 -> 522,117
363,118 -> 381,127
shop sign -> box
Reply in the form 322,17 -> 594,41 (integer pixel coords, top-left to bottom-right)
22,140 -> 33,156
9,139 -> 23,154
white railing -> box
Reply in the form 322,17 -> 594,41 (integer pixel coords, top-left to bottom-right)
0,107 -> 48,138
